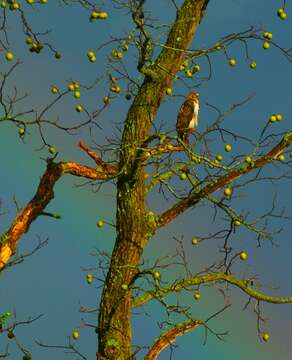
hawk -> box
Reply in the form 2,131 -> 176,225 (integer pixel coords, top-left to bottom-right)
176,91 -> 199,144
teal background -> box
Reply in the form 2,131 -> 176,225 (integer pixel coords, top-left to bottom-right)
0,1 -> 292,359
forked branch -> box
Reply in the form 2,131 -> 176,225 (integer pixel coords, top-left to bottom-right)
0,155 -> 117,271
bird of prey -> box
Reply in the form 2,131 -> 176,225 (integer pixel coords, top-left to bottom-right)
176,91 -> 199,144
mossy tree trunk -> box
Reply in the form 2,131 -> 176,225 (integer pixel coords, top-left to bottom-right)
97,1 -> 210,359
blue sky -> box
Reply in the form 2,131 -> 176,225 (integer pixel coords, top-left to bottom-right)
0,1 -> 292,359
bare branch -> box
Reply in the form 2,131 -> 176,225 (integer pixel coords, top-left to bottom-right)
155,131 -> 292,230
133,272 -> 292,308
144,319 -> 203,360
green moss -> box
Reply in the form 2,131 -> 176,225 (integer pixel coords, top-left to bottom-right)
0,232 -> 9,245
106,338 -> 120,349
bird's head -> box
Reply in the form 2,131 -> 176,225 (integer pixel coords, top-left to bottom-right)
187,91 -> 199,101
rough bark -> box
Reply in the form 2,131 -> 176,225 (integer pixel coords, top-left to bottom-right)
0,151 -> 115,271
97,1 -> 210,359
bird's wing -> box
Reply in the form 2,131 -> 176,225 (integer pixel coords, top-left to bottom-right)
176,99 -> 194,131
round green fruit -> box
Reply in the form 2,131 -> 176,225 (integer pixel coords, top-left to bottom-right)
87,50 -> 95,58
228,58 -> 236,66
76,104 -> 83,112
111,85 -> 121,93
179,173 -> 187,180
185,69 -> 193,78
121,43 -> 129,52
250,61 -> 257,69
194,292 -> 201,300
26,36 -> 33,45
86,274 -> 93,284
165,87 -> 172,96
276,113 -> 283,121
216,154 -> 223,161
263,31 -> 269,39
89,55 -> 97,63
18,128 -> 25,136
30,43 -> 38,52
153,271 -> 161,280
182,60 -> 189,68
91,11 -> 99,19
99,12 -> 108,19
103,96 -> 110,104
263,32 -> 273,40
278,154 -> 285,162
224,144 -> 232,152
96,220 -> 104,228
74,91 -> 81,98
239,251 -> 248,260
72,329 -> 79,340
51,86 -> 59,94
262,332 -> 270,342
191,238 -> 199,245
111,49 -> 118,58
12,2 -> 20,10
269,114 -> 277,123
193,64 -> 201,72
48,146 -> 56,154
125,93 -> 131,100
5,51 -> 14,61
262,41 -> 270,49
277,9 -> 287,20
224,187 -> 232,197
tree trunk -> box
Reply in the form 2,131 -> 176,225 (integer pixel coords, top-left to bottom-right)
97,82 -> 159,360
97,1 -> 209,358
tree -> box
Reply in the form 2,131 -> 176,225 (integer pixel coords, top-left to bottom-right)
0,0 -> 292,359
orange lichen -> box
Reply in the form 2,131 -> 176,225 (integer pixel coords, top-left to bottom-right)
0,243 -> 12,270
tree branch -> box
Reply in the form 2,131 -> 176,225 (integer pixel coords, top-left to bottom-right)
0,158 -> 117,270
133,272 -> 292,308
78,141 -> 117,175
144,319 -> 203,360
155,131 -> 292,230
